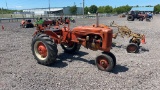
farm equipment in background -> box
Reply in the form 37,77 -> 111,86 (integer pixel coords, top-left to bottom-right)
145,12 -> 153,22
20,19 -> 34,28
31,13 -> 116,72
69,17 -> 76,23
127,11 -> 147,21
110,21 -> 146,53
34,17 -> 75,29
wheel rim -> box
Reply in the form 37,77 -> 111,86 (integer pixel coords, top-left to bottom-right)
127,44 -> 137,52
34,41 -> 48,60
97,56 -> 109,70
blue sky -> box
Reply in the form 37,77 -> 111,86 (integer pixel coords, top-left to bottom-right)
1,0 -> 160,10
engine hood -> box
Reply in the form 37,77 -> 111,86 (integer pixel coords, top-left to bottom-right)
72,26 -> 112,35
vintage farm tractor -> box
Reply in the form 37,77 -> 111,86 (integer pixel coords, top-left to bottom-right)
110,21 -> 146,53
31,13 -> 116,72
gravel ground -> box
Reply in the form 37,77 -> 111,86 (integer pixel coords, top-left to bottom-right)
0,15 -> 160,90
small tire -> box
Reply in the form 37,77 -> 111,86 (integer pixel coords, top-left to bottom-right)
126,43 -> 139,53
31,34 -> 58,65
129,38 -> 140,46
61,42 -> 81,53
95,54 -> 115,72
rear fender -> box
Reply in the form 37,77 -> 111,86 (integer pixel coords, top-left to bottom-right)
33,30 -> 59,44
44,30 -> 59,44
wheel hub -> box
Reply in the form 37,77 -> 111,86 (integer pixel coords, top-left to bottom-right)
128,45 -> 136,52
37,42 -> 47,58
99,59 -> 108,69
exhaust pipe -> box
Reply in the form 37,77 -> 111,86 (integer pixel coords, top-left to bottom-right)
96,12 -> 99,27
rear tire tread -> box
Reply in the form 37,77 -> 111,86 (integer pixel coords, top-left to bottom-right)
31,34 -> 58,65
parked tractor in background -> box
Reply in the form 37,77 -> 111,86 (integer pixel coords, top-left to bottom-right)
127,11 -> 147,21
20,19 -> 34,28
31,13 -> 116,72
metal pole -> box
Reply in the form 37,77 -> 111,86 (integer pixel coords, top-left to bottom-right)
48,0 -> 50,18
1,7 -> 4,18
83,0 -> 84,18
80,3 -> 82,15
96,12 -> 99,27
5,0 -> 8,9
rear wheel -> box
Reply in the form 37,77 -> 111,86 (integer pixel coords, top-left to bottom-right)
126,43 -> 139,53
95,54 -> 115,72
61,42 -> 81,53
31,34 -> 58,65
127,15 -> 134,21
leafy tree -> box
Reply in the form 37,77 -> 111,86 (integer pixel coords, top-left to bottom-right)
97,5 -> 113,13
154,4 -> 160,13
84,6 -> 89,14
113,5 -> 131,14
69,5 -> 77,15
98,6 -> 105,13
0,8 -> 21,14
89,5 -> 98,13
104,5 -> 113,13
123,5 -> 132,12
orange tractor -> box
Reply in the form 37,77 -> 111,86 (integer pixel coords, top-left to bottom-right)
31,13 -> 116,72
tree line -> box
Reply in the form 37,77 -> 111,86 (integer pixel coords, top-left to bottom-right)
0,8 -> 22,14
70,4 -> 160,15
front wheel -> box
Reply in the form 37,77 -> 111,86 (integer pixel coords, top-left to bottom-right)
126,43 -> 139,53
95,54 -> 115,72
31,34 -> 58,65
102,52 -> 116,68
